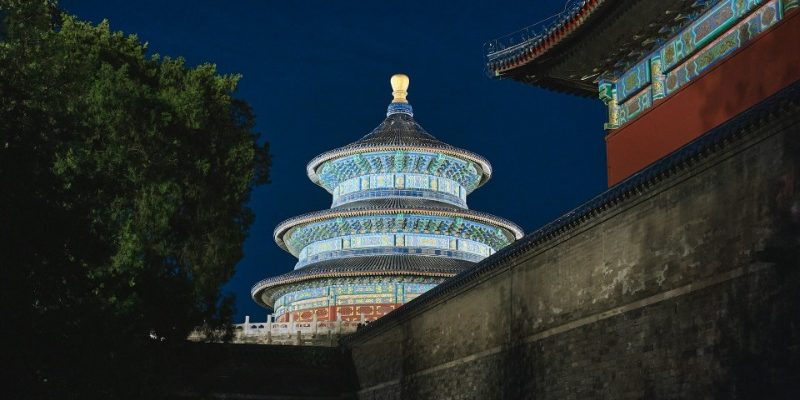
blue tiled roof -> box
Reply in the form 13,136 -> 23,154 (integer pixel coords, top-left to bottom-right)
307,113 -> 493,186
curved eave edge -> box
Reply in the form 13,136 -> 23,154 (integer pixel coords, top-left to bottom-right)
486,0 -> 605,77
272,207 -> 525,253
250,270 -> 458,308
305,145 -> 494,192
341,81 -> 800,344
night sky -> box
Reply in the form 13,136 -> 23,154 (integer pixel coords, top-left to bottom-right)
60,0 -> 607,321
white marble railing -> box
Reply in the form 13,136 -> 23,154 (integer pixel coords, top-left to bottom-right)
230,315 -> 364,346
189,315 -> 369,346
236,319 -> 360,336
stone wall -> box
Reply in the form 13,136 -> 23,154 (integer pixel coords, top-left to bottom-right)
343,84 -> 800,399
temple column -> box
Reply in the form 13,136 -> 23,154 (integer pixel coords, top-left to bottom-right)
599,81 -> 619,130
328,287 -> 336,322
650,56 -> 666,101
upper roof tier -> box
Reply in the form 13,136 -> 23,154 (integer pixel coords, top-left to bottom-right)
484,0 -> 714,96
306,75 -> 493,193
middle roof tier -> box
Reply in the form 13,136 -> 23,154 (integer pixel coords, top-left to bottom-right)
274,201 -> 524,270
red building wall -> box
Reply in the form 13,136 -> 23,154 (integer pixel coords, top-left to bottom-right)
278,303 -> 401,322
606,10 -> 800,186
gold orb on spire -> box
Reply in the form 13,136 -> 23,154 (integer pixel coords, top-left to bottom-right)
391,73 -> 410,103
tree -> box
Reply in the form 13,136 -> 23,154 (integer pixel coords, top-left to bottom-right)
0,1 -> 270,397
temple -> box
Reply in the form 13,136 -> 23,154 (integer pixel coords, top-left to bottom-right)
486,0 -> 799,185
250,75 -> 523,323
184,2 -> 800,397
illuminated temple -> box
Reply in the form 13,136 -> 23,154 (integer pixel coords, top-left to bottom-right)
250,75 -> 523,322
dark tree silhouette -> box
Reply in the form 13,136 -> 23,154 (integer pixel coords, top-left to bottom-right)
0,1 -> 270,398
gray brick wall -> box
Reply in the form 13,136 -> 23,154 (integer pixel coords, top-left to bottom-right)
345,97 -> 800,399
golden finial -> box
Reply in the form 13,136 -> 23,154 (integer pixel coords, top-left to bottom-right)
391,74 -> 410,103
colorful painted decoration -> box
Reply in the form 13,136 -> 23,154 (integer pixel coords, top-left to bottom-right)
251,75 -> 523,322
601,0 -> 783,129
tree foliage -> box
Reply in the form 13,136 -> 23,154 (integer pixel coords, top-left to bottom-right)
0,1 -> 270,397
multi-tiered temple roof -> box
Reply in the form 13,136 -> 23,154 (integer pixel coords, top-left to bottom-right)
251,75 -> 523,322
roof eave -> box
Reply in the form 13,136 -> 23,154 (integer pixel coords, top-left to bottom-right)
305,144 -> 494,192
250,269 -> 459,308
273,207 -> 525,254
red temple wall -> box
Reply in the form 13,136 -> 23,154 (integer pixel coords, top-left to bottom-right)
277,303 -> 401,322
606,10 -> 800,186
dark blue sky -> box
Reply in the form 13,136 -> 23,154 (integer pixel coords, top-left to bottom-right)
61,0 -> 607,321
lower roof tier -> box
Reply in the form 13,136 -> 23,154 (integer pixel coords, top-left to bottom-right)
251,254 -> 474,308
